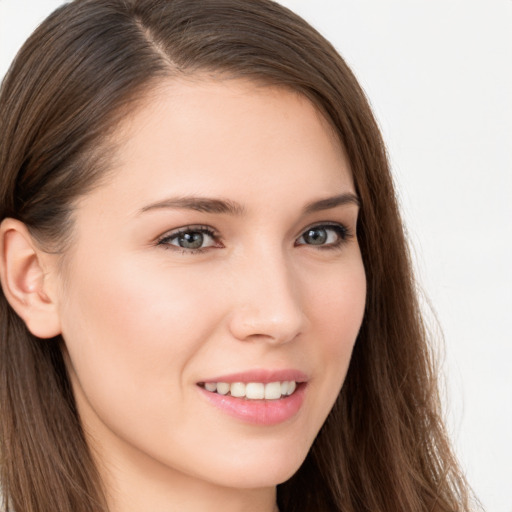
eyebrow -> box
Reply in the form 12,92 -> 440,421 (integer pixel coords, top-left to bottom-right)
303,193 -> 360,213
139,196 -> 245,216
139,192 -> 360,216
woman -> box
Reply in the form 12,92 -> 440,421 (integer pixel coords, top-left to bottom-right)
0,0 -> 473,511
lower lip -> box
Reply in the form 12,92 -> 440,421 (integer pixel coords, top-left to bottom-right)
197,383 -> 306,426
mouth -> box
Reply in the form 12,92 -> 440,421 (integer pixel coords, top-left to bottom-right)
196,371 -> 308,425
198,380 -> 298,400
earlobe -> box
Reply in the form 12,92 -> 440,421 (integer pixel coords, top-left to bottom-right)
0,218 -> 61,339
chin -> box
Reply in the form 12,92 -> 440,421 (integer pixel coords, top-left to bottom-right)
199,444 -> 310,490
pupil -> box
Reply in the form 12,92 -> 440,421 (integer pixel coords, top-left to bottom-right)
305,228 -> 327,245
180,232 -> 204,249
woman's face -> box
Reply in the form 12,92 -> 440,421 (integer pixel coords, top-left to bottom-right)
53,79 -> 366,493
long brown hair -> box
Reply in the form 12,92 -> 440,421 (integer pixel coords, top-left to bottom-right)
0,1 -> 473,511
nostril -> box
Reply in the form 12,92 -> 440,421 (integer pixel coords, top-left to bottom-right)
228,309 -> 304,344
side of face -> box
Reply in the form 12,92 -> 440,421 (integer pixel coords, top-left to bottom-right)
9,79 -> 366,494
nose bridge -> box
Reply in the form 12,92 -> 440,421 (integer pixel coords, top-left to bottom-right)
228,243 -> 305,344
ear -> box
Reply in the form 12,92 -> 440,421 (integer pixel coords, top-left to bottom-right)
0,218 -> 61,338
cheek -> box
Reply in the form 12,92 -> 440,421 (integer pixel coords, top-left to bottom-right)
58,256 -> 223,418
57,255 -> 238,476
308,254 -> 366,346
63,254 -> 218,346
304,255 -> 366,403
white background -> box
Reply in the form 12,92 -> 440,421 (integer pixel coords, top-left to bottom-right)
1,1 -> 511,511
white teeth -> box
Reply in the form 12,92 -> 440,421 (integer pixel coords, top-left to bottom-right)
230,382 -> 246,398
216,382 -> 230,395
246,382 -> 265,399
264,381 -> 282,399
202,380 -> 299,399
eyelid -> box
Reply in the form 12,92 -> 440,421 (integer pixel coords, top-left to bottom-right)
295,221 -> 352,247
154,221 -> 353,254
156,224 -> 222,252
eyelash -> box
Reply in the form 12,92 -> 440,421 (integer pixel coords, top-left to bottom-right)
156,222 -> 353,255
157,225 -> 221,254
295,223 -> 352,249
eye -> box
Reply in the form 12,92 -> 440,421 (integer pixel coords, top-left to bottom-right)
157,226 -> 220,252
296,223 -> 349,248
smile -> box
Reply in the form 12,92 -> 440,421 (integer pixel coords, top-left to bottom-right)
197,371 -> 308,425
199,381 -> 297,400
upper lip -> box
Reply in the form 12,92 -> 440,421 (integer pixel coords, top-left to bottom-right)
199,369 -> 309,384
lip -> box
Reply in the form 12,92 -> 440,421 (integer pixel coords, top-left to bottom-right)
197,369 -> 308,426
199,368 -> 309,384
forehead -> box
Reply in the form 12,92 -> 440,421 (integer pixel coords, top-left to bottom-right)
78,78 -> 353,217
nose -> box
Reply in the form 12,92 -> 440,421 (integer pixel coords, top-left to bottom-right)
227,249 -> 307,345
